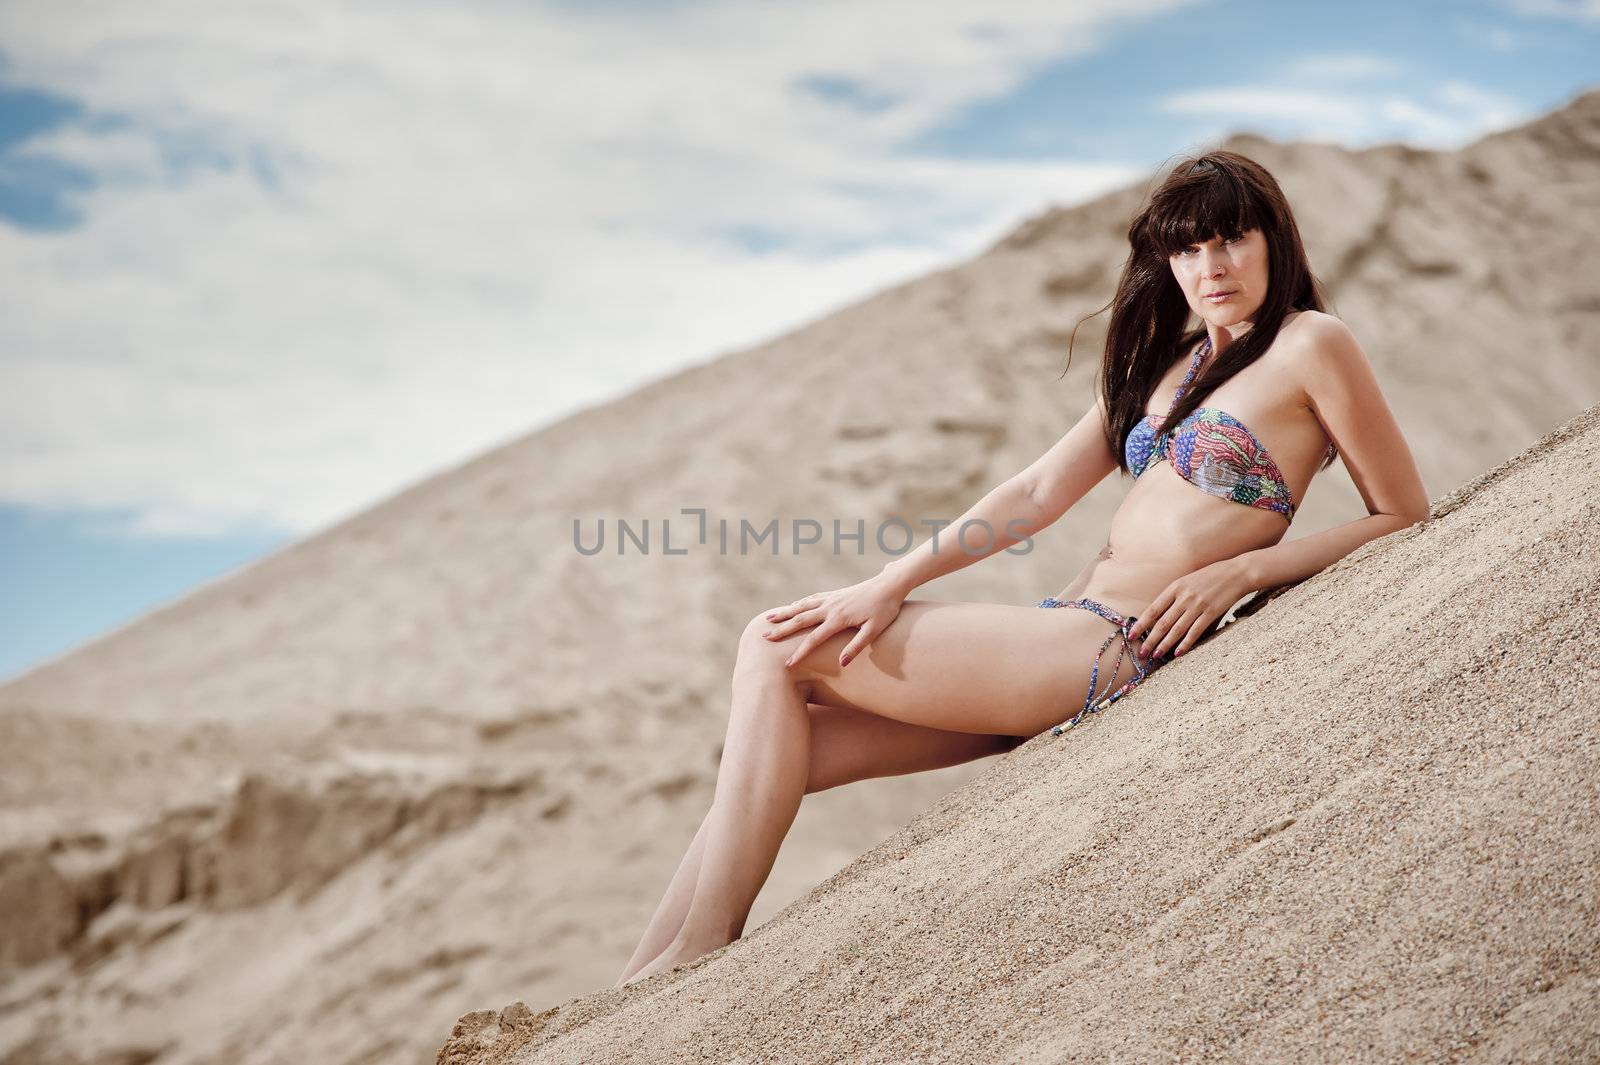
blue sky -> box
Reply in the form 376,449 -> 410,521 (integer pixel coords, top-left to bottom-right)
1,0 -> 1597,684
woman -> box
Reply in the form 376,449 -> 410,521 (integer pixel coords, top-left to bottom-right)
616,150 -> 1430,987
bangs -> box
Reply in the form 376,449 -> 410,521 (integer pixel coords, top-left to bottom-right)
1144,167 -> 1264,257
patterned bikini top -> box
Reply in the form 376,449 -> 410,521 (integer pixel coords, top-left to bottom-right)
1123,336 -> 1336,522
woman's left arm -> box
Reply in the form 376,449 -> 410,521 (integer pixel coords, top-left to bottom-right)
1132,315 -> 1431,660
1234,314 -> 1431,591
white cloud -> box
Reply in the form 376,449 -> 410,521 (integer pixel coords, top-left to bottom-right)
1431,80 -> 1531,131
1158,86 -> 1370,133
1282,52 -> 1406,81
1501,0 -> 1600,23
1155,80 -> 1532,150
0,0 -> 1178,538
1452,17 -> 1526,51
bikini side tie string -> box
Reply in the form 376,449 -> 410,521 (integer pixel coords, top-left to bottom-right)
1048,602 -> 1156,736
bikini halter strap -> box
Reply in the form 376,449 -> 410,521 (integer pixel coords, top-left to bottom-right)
1168,335 -> 1212,412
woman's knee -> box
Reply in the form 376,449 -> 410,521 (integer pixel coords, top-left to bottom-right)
736,609 -> 799,673
738,608 -> 771,647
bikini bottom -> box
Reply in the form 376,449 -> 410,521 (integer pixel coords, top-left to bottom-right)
1037,595 -> 1176,736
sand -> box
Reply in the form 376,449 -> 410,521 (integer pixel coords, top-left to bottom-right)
438,402 -> 1600,1063
1,88 -> 1597,1065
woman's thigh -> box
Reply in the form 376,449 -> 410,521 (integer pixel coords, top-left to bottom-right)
757,598 -> 1146,739
803,702 -> 1024,794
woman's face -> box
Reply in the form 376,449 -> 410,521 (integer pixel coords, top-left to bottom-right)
1168,226 -> 1269,329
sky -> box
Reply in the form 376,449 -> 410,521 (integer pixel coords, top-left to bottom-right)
1,0 -> 1597,684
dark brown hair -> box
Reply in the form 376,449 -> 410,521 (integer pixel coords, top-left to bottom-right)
1064,150 -> 1337,475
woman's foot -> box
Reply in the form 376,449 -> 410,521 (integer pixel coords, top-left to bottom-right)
618,933 -> 729,987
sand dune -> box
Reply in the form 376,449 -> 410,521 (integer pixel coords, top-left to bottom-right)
1,88 -> 1597,1065
439,401 -> 1600,1063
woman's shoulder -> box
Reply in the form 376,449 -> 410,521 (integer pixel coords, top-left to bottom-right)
1281,311 -> 1379,406
1279,309 -> 1355,368
1284,308 -> 1351,346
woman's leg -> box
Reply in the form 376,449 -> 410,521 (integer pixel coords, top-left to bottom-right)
616,701 -> 1024,985
616,806 -> 715,986
621,599 -> 1139,983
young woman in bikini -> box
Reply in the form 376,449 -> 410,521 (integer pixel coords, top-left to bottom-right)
617,150 -> 1430,986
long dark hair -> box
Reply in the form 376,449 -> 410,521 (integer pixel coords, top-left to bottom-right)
1064,150 -> 1337,475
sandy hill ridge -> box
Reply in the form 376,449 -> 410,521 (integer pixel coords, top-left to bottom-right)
1,88 -> 1598,1064
438,402 -> 1600,1064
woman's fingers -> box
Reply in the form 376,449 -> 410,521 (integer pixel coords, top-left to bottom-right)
1136,606 -> 1180,658
1170,610 -> 1218,657
838,622 -> 876,668
764,607 -> 825,639
1128,590 -> 1174,645
784,618 -> 844,669
1142,612 -> 1179,659
1148,605 -> 1202,660
764,594 -> 824,624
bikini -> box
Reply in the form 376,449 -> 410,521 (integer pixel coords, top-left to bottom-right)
1124,334 -> 1336,521
1037,334 -> 1337,736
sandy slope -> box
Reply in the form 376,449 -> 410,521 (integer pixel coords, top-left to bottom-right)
437,405 -> 1600,1064
2,89 -> 1598,1065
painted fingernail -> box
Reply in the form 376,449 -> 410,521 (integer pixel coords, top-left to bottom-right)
841,655 -> 851,667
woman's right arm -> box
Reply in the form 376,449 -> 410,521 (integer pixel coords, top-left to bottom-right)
763,397 -> 1119,670
879,396 -> 1119,596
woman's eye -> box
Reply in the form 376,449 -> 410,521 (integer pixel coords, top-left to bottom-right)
1177,237 -> 1238,255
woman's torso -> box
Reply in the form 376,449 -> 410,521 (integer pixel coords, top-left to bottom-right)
1054,310 -> 1335,614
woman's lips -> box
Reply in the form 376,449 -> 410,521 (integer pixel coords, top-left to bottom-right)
1204,291 -> 1235,303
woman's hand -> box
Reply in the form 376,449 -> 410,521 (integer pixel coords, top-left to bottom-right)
760,572 -> 909,670
1127,557 -> 1254,661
